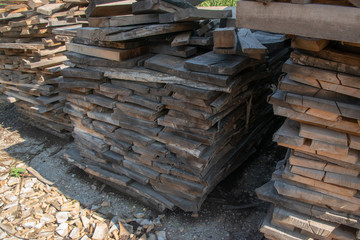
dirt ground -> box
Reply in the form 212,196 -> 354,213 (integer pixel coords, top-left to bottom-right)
0,102 -> 287,240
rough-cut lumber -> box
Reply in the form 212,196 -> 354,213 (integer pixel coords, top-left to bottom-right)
159,8 -> 232,23
291,37 -> 329,52
237,28 -> 267,55
213,27 -> 237,49
236,2 -> 360,44
150,43 -> 197,58
171,31 -> 191,47
144,54 -> 232,87
66,42 -> 148,61
88,14 -> 159,27
76,22 -> 198,42
86,0 -> 135,17
184,51 -> 251,76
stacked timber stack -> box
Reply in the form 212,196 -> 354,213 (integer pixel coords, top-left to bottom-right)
0,0 -> 87,137
62,0 -> 290,214
237,1 -> 360,239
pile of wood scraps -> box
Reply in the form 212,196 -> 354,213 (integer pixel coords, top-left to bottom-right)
237,1 -> 360,239
0,0 -> 88,137
62,1 -> 290,213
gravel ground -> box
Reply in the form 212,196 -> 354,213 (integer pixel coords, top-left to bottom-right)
0,102 -> 287,240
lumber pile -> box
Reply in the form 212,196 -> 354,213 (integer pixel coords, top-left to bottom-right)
62,1 -> 290,212
0,0 -> 87,137
236,1 -> 360,239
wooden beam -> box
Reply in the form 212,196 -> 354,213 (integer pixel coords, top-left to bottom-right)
88,14 -> 159,27
77,23 -> 198,42
66,42 -> 148,61
159,8 -> 232,23
236,2 -> 360,44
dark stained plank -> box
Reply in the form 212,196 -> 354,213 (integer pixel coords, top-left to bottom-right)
184,51 -> 252,76
144,54 -> 232,87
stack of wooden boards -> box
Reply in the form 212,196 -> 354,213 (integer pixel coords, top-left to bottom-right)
62,0 -> 290,212
0,0 -> 87,137
237,0 -> 360,239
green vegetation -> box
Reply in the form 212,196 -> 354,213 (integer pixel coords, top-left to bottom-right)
10,167 -> 26,177
199,0 -> 237,7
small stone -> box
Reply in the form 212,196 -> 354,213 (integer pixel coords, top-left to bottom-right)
140,219 -> 152,226
35,221 -> 45,230
136,226 -> 143,236
7,177 -> 20,186
56,212 -> 69,224
0,223 -> 16,235
69,227 -> 80,239
134,213 -> 145,218
109,224 -> 119,235
23,218 -> 37,228
92,222 -> 109,240
101,201 -> 110,207
41,214 -> 56,223
139,233 -> 147,240
146,224 -> 154,233
81,215 -> 90,229
91,184 -> 97,190
156,231 -> 167,240
179,227 -> 184,233
148,233 -> 157,240
80,235 -> 91,240
56,223 -> 69,237
119,222 -> 130,237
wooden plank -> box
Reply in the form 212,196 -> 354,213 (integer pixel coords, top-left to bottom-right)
184,51 -> 252,76
291,37 -> 329,52
24,55 -> 67,69
273,119 -> 305,147
0,42 -> 44,50
189,36 -> 213,46
36,3 -> 66,16
236,2 -> 360,44
104,68 -> 233,93
282,59 -> 360,89
132,0 -> 191,14
63,51 -> 142,69
213,27 -> 237,49
150,43 -> 197,57
61,67 -> 104,80
159,8 -> 232,23
299,124 -> 348,147
66,42 -> 148,62
290,51 -> 360,76
171,31 -> 191,47
349,0 -> 360,7
257,181 -> 360,229
237,28 -> 267,55
144,54 -> 232,87
77,23 -> 197,42
88,14 -> 159,27
274,180 -> 360,214
86,0 -> 135,17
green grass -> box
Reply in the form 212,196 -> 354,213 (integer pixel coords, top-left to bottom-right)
199,0 -> 237,7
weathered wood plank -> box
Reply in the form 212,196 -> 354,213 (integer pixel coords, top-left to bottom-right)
88,13 -> 159,27
144,54 -> 232,87
66,42 -> 148,62
236,2 -> 360,44
184,51 -> 252,76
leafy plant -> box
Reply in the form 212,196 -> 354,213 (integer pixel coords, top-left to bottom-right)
10,167 -> 26,177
